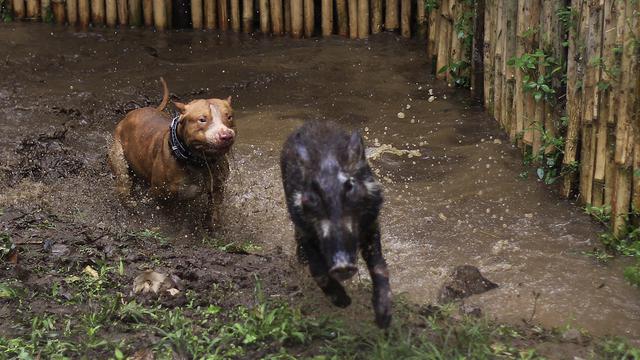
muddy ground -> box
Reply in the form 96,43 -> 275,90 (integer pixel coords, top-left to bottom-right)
1,23 -> 639,357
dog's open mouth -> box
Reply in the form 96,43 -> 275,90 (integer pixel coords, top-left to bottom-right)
192,142 -> 233,155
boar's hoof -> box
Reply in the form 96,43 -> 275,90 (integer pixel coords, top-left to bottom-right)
374,297 -> 392,328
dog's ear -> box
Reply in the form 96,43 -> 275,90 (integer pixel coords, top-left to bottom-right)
173,101 -> 187,112
225,96 -> 232,105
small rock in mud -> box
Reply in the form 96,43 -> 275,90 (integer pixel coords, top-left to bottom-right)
459,303 -> 482,317
133,270 -> 183,296
438,265 -> 498,303
50,243 -> 70,258
397,112 -> 406,119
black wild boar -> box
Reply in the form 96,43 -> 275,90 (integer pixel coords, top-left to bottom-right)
280,121 -> 392,328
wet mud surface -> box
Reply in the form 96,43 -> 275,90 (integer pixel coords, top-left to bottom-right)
1,23 -> 639,343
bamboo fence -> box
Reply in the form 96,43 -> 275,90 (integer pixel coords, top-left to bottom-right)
428,0 -> 639,235
8,0 -> 427,37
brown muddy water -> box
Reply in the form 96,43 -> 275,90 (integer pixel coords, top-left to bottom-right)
1,23 -> 639,341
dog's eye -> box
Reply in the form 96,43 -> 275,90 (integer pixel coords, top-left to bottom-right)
198,117 -> 207,123
228,115 -> 233,121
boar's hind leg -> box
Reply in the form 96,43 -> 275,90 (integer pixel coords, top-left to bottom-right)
362,224 -> 392,328
299,232 -> 351,307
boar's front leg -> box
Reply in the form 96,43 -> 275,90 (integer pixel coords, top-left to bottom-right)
296,228 -> 351,308
361,222 -> 392,328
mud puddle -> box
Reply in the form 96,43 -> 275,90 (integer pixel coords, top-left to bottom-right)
1,23 -> 639,342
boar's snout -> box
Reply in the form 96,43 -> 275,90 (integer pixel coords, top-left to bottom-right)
328,252 -> 358,282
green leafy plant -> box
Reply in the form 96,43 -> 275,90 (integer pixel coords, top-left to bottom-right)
585,204 -> 612,225
425,0 -> 438,13
523,125 -> 566,185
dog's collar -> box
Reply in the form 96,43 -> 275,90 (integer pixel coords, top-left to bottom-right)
169,115 -> 207,167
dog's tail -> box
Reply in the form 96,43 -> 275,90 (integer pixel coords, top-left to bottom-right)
157,77 -> 169,111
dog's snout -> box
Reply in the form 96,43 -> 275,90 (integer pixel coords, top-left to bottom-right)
220,130 -> 234,141
329,263 -> 358,282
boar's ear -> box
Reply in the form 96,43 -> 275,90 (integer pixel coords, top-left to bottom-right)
173,101 -> 187,113
347,131 -> 365,164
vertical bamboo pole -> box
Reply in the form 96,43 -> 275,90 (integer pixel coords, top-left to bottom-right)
13,0 -> 25,19
152,0 -> 166,29
385,0 -> 397,30
371,0 -> 381,34
357,0 -> 368,38
400,0 -> 409,38
142,0 -> 152,26
129,0 -> 142,25
521,0 -> 541,147
26,0 -> 39,19
578,0 -> 604,205
41,0 -> 50,21
271,0 -> 283,34
303,0 -> 313,36
205,0 -> 217,29
435,15 -> 450,80
483,0 -> 495,114
284,0 -> 291,33
242,0 -> 252,32
260,0 -> 269,32
630,0 -> 640,217
502,0 -> 517,137
348,0 -> 358,38
291,0 -> 302,37
448,2 -> 462,85
321,0 -> 332,36
164,0 -> 170,27
78,0 -> 90,27
416,0 -> 426,39
426,5 -> 439,62
117,0 -> 127,25
493,0 -> 504,126
52,0 -> 66,23
192,0 -> 203,28
67,0 -> 78,24
562,0 -> 587,197
90,0 -> 104,24
219,0 -> 228,30
336,0 -> 348,36
106,0 -> 117,25
470,0 -> 485,100
612,0 -> 639,234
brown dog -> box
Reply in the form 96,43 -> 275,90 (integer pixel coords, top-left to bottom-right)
108,78 -> 235,228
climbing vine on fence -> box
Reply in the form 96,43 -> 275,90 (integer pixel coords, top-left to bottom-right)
438,0 -> 476,88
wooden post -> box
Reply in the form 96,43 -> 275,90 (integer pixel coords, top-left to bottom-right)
321,0 -> 332,36
384,0 -> 397,30
78,0 -> 90,27
128,0 -> 142,25
348,0 -> 357,38
106,0 -> 117,25
242,0 -> 252,32
336,0 -> 348,36
259,0 -> 269,32
91,0 -> 104,25
67,0 -> 78,24
26,0 -> 40,19
501,0 -> 516,136
205,0 -> 217,29
400,0 -> 409,38
303,0 -> 313,36
13,0 -> 25,19
483,0 -> 495,114
271,0 -> 283,34
117,0 -> 127,25
492,0 -> 504,126
218,0 -> 228,30
435,14 -> 450,80
371,0 -> 381,34
426,5 -> 439,62
142,0 -> 152,26
52,0 -> 66,23
192,0 -> 203,28
152,0 -> 166,29
357,0 -> 368,38
291,0 -> 303,37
